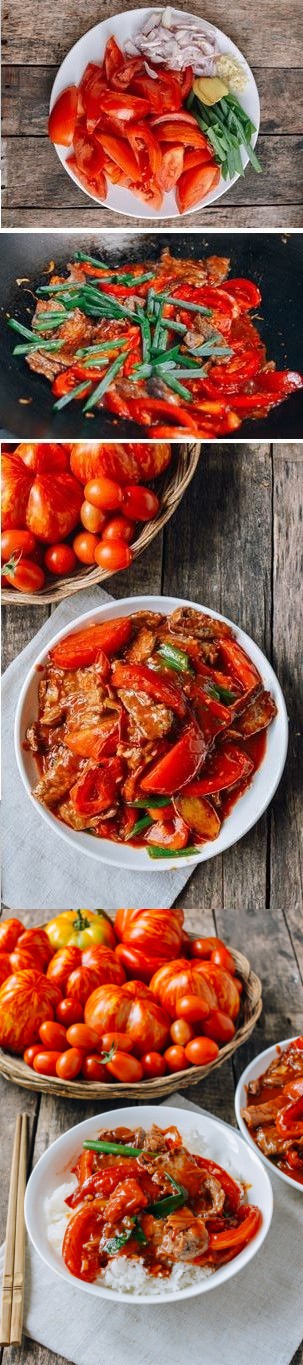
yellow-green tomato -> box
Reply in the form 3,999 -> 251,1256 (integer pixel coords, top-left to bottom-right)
46,909 -> 116,952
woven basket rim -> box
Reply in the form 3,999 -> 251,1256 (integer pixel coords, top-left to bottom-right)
2,443 -> 200,606
0,939 -> 262,1102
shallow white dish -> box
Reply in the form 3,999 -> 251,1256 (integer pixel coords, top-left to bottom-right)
49,5 -> 260,219
14,593 -> 288,871
24,1102 -> 273,1304
235,1037 -> 303,1194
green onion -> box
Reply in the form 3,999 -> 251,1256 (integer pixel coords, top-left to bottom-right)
164,319 -> 187,335
125,815 -> 153,841
157,643 -> 193,673
146,1175 -> 187,1218
83,1139 -> 145,1157
105,1217 -> 148,1257
155,293 -> 213,317
74,252 -> 113,269
131,795 -> 173,810
161,373 -> 193,402
147,845 -> 199,859
83,351 -> 126,411
152,345 -> 181,366
8,318 -> 39,342
136,305 -> 151,362
152,301 -> 165,353
75,338 -> 128,357
33,313 -> 68,329
53,381 -> 92,412
206,682 -> 237,704
188,340 -> 233,358
13,340 -> 63,355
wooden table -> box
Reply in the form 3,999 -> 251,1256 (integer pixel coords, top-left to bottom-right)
2,0 -> 303,227
2,441 -> 303,913
0,903 -> 303,1365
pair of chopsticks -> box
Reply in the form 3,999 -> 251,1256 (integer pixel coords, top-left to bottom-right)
0,1113 -> 27,1346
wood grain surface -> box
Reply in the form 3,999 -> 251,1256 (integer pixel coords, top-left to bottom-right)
2,0 -> 303,226
0,903 -> 302,1365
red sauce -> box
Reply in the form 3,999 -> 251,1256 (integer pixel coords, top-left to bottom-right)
244,1041 -> 303,1185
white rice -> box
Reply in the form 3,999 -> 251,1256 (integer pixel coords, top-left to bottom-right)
44,1128 -> 243,1297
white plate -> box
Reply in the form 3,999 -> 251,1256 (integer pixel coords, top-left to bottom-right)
235,1038 -> 303,1194
49,5 -> 260,219
15,594 -> 288,871
24,1102 -> 273,1304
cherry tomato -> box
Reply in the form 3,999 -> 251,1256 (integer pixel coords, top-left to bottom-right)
39,1020 -> 68,1051
176,994 -> 210,1024
185,1037 -> 219,1066
106,1051 -> 143,1082
141,1051 -> 167,1078
94,540 -> 133,572
211,945 -> 236,975
190,937 -> 226,959
170,1019 -> 194,1046
100,1032 -> 134,1053
23,1044 -> 42,1068
164,1045 -> 190,1072
81,1054 -> 109,1082
80,501 -> 107,534
56,1048 -> 85,1080
44,543 -> 77,576
123,485 -> 159,520
2,558 -> 45,593
33,1050 -> 63,1077
1,529 -> 37,561
56,998 -> 84,1026
73,532 -> 101,565
203,1009 -> 236,1044
84,478 -> 123,511
102,516 -> 135,544
65,1023 -> 100,1050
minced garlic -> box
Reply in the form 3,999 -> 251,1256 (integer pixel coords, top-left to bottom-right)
215,54 -> 248,92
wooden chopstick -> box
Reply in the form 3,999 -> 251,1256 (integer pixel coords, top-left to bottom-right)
0,1113 -> 27,1347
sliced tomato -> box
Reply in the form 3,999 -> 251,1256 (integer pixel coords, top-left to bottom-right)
99,92 -> 150,123
50,617 -> 132,669
51,369 -> 91,400
67,155 -> 107,201
153,118 -> 209,149
95,131 -> 139,180
158,145 -> 184,191
207,350 -> 263,392
256,369 -> 303,397
182,147 -> 214,171
48,86 -> 78,146
145,815 -> 189,850
131,75 -> 167,114
103,36 -> 125,83
71,757 -> 124,816
176,163 -> 220,213
220,279 -> 262,310
111,58 -> 145,90
73,120 -> 105,175
127,122 -> 162,180
185,744 -> 254,796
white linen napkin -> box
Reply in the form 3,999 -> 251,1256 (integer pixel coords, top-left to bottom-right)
1,1094 -> 302,1365
1,588 -> 197,909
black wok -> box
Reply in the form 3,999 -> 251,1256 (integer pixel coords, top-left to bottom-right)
1,231 -> 302,439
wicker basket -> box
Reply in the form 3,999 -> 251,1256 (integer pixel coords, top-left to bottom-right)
0,943 -> 262,1102
2,443 -> 200,606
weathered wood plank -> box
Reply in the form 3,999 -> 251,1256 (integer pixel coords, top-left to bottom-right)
3,207 -> 303,228
1,605 -> 50,670
270,445 -> 303,935
3,136 -> 303,218
3,0 -> 302,68
3,67 -> 303,137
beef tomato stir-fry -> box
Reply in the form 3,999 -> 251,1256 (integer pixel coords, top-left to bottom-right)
62,1122 -> 261,1282
8,249 -> 302,437
241,1038 -> 303,1186
26,606 -> 277,855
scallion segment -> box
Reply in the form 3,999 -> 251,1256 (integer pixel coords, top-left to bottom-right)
83,351 -> 126,411
157,643 -> 193,673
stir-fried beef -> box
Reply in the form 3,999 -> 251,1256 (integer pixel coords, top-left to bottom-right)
34,745 -> 81,808
117,689 -> 174,740
241,1099 -> 283,1129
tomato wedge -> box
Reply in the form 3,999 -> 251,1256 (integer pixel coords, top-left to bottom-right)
140,719 -> 207,796
48,86 -> 78,146
103,36 -> 125,82
176,163 -> 220,212
95,131 -> 139,180
158,145 -> 184,191
112,660 -> 186,717
185,744 -> 254,797
71,757 -> 123,816
220,279 -> 262,310
50,617 -> 132,669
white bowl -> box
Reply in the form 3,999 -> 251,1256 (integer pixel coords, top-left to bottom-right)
235,1037 -> 303,1194
24,1102 -> 273,1304
49,6 -> 260,219
14,594 -> 288,871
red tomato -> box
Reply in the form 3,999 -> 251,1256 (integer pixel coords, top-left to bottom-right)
81,1054 -> 108,1082
80,501 -> 107,534
73,531 -> 101,565
14,442 -> 70,474
33,1050 -> 63,1076
106,1051 -> 143,1082
0,954 -> 12,986
0,970 -> 61,1055
23,1044 -> 42,1067
0,918 -> 23,952
176,993 -> 210,1024
203,1010 -> 236,1044
164,1045 -> 189,1072
141,1052 -> 167,1078
85,982 -> 169,1056
18,928 -> 53,969
44,543 -> 77,576
69,441 -> 171,486
56,1048 -> 85,1080
211,945 -> 236,975
176,163 -> 220,213
50,617 -> 131,669
150,961 -> 216,1020
115,943 -> 167,985
56,998 -> 84,1026
191,936 -> 228,960
1,529 -> 37,561
26,474 -> 83,543
99,1032 -> 133,1057
94,540 -> 133,571
123,486 -> 159,521
185,1037 -> 219,1065
195,963 -> 240,1020
10,947 -> 43,974
65,1023 -> 100,1050
84,477 -> 123,511
1,454 -> 32,531
66,968 -> 101,1006
170,1019 -> 193,1046
39,1020 -> 68,1051
115,908 -> 184,958
102,515 -> 134,543
48,86 -> 78,146
158,145 -> 184,192
220,279 -> 262,310
2,558 -> 45,593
